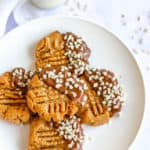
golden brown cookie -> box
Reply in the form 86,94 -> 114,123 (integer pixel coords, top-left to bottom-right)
39,66 -> 87,103
78,76 -> 110,126
27,75 -> 79,122
55,115 -> 84,150
35,31 -> 91,76
29,116 -> 84,150
64,32 -> 91,75
84,68 -> 124,116
28,118 -> 69,150
35,31 -> 68,69
0,68 -> 33,124
78,68 -> 124,126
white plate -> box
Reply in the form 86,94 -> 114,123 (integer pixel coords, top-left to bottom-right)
0,16 -> 145,150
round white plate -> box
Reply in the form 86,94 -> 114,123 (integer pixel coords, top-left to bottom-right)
0,16 -> 145,150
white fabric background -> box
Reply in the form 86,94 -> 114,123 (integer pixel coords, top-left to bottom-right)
0,0 -> 150,149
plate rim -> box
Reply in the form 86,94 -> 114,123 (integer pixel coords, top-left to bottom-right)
0,15 -> 146,149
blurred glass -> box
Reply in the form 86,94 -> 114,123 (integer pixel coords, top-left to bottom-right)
31,0 -> 65,9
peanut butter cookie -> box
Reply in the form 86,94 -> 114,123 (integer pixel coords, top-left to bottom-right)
38,66 -> 87,104
28,118 -> 68,150
35,31 -> 91,76
29,116 -> 84,150
27,74 -> 79,122
0,68 -> 33,124
78,68 -> 124,126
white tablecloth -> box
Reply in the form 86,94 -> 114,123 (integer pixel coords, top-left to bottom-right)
3,0 -> 150,149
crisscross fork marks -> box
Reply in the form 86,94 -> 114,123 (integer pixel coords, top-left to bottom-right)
86,91 -> 103,117
0,72 -> 30,124
37,49 -> 66,60
35,31 -> 68,69
29,118 -> 68,150
78,77 -> 110,126
27,76 -> 78,122
36,59 -> 68,69
0,89 -> 24,99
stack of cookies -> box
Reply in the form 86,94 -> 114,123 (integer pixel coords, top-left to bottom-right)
0,31 -> 124,150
